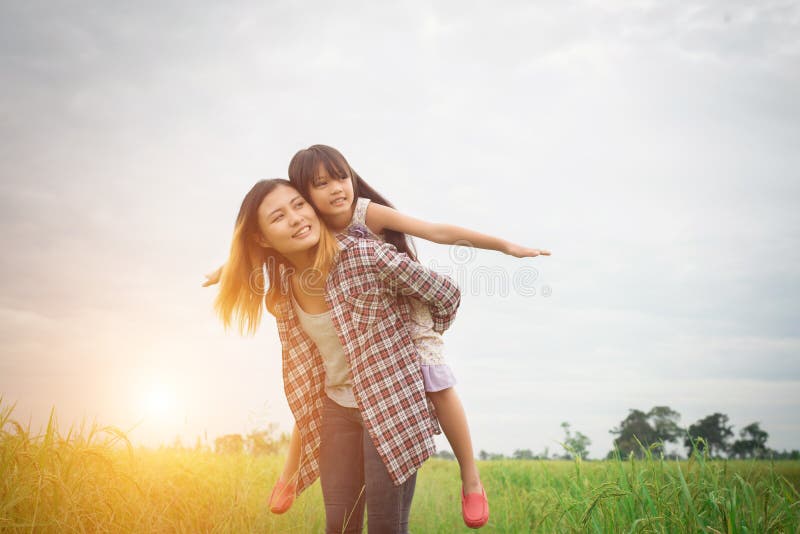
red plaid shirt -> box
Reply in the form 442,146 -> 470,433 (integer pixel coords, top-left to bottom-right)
275,234 -> 461,493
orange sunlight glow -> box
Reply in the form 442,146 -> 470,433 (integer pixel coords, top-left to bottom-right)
141,383 -> 176,422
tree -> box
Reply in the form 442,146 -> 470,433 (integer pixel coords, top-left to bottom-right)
609,409 -> 659,458
609,407 -> 684,459
434,450 -> 456,460
684,413 -> 734,458
215,433 -> 244,454
561,422 -> 591,460
648,406 -> 683,444
730,422 -> 769,459
477,450 -> 505,461
512,449 -> 535,460
766,449 -> 800,460
246,423 -> 290,456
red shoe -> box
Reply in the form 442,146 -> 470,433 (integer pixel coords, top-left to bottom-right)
461,483 -> 489,528
268,479 -> 297,514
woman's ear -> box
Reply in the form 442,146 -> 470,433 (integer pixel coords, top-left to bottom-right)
253,233 -> 272,249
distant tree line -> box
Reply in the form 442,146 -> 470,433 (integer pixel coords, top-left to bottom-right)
607,406 -> 798,460
192,405 -> 798,461
212,423 -> 291,455
433,407 -> 799,462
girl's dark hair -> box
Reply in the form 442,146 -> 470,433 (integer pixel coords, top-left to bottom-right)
288,144 -> 418,262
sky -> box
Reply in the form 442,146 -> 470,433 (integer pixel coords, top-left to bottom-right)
1,0 -> 799,460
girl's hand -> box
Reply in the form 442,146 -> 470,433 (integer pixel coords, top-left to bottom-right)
505,243 -> 551,258
202,266 -> 223,287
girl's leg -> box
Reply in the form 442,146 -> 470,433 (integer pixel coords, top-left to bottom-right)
278,423 -> 301,483
427,387 -> 482,493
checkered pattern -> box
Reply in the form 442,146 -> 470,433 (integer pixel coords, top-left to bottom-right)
275,234 -> 461,494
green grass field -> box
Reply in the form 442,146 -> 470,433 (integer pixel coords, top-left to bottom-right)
2,404 -> 799,533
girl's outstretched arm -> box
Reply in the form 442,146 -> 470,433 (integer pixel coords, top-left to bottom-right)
364,202 -> 551,258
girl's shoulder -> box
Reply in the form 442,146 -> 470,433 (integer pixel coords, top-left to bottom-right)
351,197 -> 371,226
347,197 -> 384,242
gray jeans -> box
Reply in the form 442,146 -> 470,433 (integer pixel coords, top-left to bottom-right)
319,394 -> 417,534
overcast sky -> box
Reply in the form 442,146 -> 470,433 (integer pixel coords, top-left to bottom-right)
1,0 -> 799,459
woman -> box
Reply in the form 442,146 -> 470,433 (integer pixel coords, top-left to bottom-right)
214,179 -> 461,533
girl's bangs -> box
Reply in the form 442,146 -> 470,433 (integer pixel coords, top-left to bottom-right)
297,148 -> 349,189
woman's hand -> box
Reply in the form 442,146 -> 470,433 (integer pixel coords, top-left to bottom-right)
202,265 -> 224,287
504,243 -> 551,258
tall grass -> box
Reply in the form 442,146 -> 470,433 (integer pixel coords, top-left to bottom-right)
413,447 -> 800,532
2,400 -> 798,533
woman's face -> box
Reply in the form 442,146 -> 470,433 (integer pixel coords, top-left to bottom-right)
256,184 -> 322,256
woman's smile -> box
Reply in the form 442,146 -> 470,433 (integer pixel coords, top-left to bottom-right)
293,225 -> 312,239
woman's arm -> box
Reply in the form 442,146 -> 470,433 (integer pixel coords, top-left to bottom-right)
365,202 -> 551,258
371,241 -> 461,334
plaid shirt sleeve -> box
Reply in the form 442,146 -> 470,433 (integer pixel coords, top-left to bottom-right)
372,241 -> 461,334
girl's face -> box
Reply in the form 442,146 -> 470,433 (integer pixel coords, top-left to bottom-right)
256,184 -> 321,256
307,162 -> 355,220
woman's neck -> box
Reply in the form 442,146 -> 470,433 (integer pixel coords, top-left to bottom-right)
284,248 -> 317,272
286,250 -> 328,310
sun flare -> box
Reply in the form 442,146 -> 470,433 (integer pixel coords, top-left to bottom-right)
141,384 -> 176,420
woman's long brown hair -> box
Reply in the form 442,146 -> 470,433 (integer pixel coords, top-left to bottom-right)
214,179 -> 339,334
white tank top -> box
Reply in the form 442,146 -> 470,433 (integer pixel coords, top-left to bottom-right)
291,294 -> 358,408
